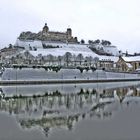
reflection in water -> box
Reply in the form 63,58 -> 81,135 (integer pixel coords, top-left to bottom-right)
1,83 -> 140,137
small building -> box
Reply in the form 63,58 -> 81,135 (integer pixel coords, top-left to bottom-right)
98,59 -> 114,70
98,56 -> 119,70
116,56 -> 139,72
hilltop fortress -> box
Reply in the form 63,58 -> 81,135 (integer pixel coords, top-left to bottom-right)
15,22 -> 120,57
18,23 -> 78,43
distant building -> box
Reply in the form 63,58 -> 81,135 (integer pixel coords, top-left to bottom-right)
98,56 -> 119,70
116,56 -> 139,72
18,23 -> 78,43
42,23 -> 77,43
0,47 -> 18,58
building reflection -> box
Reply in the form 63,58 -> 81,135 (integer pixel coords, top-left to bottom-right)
0,85 -> 140,137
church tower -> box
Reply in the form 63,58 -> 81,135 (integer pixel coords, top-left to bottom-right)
42,23 -> 49,34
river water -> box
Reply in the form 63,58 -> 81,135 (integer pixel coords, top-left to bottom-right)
0,82 -> 140,140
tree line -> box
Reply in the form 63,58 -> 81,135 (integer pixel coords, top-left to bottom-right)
8,51 -> 99,68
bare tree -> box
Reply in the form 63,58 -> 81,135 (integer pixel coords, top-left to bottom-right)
93,39 -> 100,44
85,56 -> 93,66
93,57 -> 99,68
64,52 -> 72,66
24,51 -> 34,64
57,55 -> 63,66
47,54 -> 54,65
37,53 -> 43,64
76,53 -> 84,65
80,39 -> 85,44
101,40 -> 111,46
88,40 -> 94,44
73,54 -> 77,66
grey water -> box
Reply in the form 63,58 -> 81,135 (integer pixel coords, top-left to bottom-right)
0,82 -> 140,140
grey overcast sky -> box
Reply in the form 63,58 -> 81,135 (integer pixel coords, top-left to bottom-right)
0,0 -> 140,53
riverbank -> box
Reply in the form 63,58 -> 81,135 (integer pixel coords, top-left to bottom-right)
0,78 -> 140,85
0,68 -> 140,85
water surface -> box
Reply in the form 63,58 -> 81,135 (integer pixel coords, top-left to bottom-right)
0,82 -> 140,140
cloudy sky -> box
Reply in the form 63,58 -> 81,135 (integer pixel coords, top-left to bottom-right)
0,0 -> 140,53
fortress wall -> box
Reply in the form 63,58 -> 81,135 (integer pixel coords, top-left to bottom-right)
15,39 -> 43,49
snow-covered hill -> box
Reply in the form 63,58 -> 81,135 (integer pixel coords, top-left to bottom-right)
29,44 -> 98,58
15,39 -> 120,58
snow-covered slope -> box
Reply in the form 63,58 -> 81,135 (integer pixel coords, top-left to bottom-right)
15,39 -> 119,61
29,44 -> 99,57
103,45 -> 120,56
89,44 -> 120,56
15,39 -> 120,57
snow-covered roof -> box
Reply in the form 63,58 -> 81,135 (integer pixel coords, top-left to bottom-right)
122,56 -> 140,62
99,56 -> 119,62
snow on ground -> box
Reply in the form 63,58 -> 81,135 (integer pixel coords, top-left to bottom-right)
15,39 -> 119,61
29,44 -> 99,57
103,45 -> 120,56
29,45 -> 119,62
15,39 -> 42,49
89,44 -> 120,56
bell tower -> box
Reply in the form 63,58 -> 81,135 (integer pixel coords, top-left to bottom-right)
67,28 -> 72,39
42,23 -> 49,34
